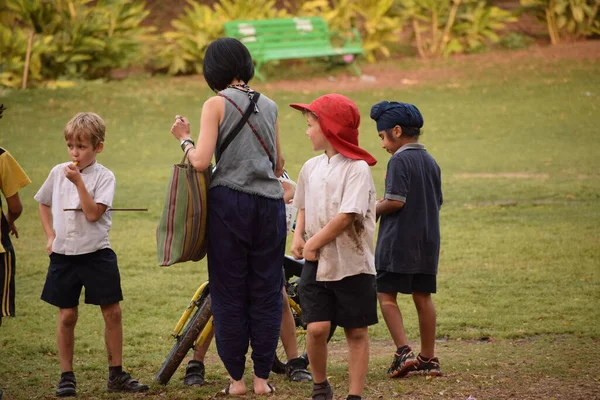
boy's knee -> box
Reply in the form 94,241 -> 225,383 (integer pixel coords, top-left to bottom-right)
307,322 -> 331,341
101,303 -> 122,324
59,308 -> 78,328
344,327 -> 368,342
412,292 -> 433,310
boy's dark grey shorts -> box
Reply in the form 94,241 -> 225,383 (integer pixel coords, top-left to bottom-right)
298,260 -> 378,329
41,248 -> 123,309
376,271 -> 437,294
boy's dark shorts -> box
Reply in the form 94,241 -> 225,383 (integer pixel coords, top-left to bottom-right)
376,271 -> 437,294
298,260 -> 378,329
41,248 -> 123,308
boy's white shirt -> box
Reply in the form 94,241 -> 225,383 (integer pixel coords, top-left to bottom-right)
293,153 -> 376,281
34,162 -> 115,255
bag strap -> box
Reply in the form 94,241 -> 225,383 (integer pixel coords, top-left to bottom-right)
180,146 -> 194,165
216,91 -> 261,164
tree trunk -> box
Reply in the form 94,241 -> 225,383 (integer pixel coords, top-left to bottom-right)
22,30 -> 34,89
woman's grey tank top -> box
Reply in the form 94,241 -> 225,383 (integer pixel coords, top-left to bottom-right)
210,87 -> 283,199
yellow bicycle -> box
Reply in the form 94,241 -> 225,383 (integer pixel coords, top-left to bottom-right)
155,255 -> 335,384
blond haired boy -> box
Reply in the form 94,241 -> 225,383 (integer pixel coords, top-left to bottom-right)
35,112 -> 148,397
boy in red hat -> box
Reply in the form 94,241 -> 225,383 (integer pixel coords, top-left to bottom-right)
370,101 -> 443,378
290,94 -> 378,400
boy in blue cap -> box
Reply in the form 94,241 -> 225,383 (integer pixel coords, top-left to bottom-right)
370,101 -> 443,378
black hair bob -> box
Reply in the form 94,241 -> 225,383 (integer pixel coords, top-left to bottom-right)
203,37 -> 255,92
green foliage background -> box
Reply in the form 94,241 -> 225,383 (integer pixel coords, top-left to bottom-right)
0,0 -> 532,87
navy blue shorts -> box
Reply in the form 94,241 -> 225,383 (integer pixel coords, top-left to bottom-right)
41,248 -> 123,308
376,271 -> 437,294
298,260 -> 378,329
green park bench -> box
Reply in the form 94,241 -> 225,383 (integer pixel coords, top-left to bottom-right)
223,17 -> 364,81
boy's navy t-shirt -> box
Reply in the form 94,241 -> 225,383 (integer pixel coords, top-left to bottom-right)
375,143 -> 443,275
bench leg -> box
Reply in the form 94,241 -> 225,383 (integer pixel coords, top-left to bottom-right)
349,60 -> 362,77
253,61 -> 266,82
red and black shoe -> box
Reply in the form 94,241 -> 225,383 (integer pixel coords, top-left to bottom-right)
387,347 -> 418,378
411,354 -> 443,377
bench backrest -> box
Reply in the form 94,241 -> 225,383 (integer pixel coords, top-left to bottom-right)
223,17 -> 333,57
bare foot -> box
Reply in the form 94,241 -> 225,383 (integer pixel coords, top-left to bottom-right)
253,375 -> 275,395
222,379 -> 248,396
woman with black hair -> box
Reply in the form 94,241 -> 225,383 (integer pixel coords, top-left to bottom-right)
170,38 -> 286,395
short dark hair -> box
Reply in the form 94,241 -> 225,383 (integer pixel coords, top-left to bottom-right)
203,38 -> 255,92
385,125 -> 421,139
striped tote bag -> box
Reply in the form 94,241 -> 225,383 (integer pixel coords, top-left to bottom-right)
157,155 -> 211,266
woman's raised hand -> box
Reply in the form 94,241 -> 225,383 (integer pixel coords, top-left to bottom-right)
171,115 -> 191,140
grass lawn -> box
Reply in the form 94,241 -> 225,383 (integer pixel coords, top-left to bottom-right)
0,48 -> 599,399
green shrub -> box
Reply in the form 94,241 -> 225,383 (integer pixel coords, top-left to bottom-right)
449,1 -> 517,55
397,0 -> 516,57
1,0 -> 152,87
520,0 -> 600,44
498,32 -> 535,49
0,24 -> 51,88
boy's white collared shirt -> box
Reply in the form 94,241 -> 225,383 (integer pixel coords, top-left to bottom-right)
294,153 -> 376,281
34,162 -> 115,255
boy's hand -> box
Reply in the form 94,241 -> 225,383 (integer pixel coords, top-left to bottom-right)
64,163 -> 82,185
303,238 -> 319,261
46,236 -> 55,255
291,236 -> 306,260
171,115 -> 191,140
8,221 -> 19,238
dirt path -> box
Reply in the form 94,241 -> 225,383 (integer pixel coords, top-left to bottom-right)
193,336 -> 600,399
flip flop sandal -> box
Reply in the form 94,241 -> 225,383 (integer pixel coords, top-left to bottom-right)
266,383 -> 275,394
220,383 -> 247,397
254,383 -> 275,396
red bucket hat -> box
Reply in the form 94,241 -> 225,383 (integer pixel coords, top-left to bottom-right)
290,94 -> 377,166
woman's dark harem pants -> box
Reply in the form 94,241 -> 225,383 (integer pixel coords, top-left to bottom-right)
207,186 -> 285,380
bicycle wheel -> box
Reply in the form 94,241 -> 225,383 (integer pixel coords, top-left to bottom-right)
155,292 -> 212,385
272,280 -> 336,374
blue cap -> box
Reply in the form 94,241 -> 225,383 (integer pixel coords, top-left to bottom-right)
370,101 -> 424,132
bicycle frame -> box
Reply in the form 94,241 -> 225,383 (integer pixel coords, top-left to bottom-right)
195,316 -> 214,348
173,280 -> 305,342
171,281 -> 208,337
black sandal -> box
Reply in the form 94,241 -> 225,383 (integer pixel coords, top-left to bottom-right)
311,381 -> 333,400
286,357 -> 312,382
56,375 -> 76,397
184,360 -> 205,386
107,371 -> 149,393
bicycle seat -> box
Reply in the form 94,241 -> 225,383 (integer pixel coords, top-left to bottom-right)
283,255 -> 304,280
